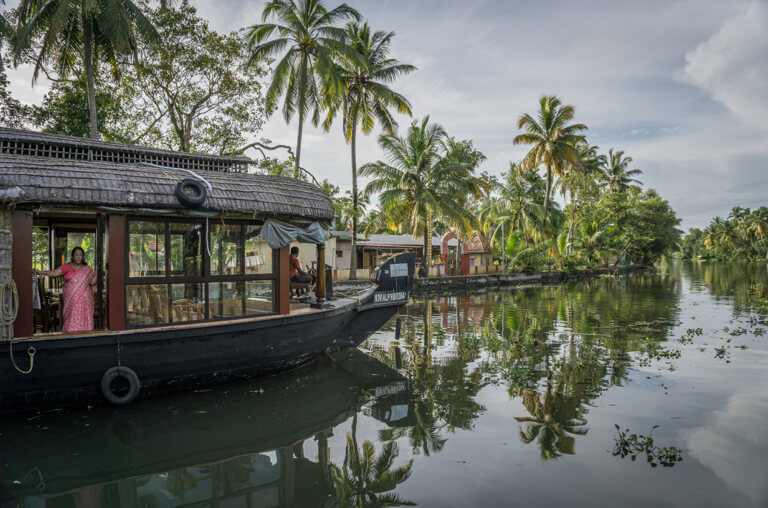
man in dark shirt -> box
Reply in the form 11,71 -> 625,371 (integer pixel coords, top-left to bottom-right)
290,246 -> 313,284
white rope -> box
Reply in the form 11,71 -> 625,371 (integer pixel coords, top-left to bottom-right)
137,162 -> 213,192
0,273 -> 35,374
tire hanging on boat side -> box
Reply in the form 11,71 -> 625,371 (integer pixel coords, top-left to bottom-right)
101,366 -> 141,405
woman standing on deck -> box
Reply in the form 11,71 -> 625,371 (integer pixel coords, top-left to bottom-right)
34,247 -> 97,332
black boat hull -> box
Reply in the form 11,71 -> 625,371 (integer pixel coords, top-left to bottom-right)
0,294 -> 397,411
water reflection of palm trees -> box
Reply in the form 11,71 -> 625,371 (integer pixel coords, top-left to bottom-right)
377,299 -> 486,457
330,436 -> 415,507
515,380 -> 588,459
365,271 -> 683,461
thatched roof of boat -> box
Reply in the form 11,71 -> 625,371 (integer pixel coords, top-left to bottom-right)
0,155 -> 334,221
0,128 -> 333,221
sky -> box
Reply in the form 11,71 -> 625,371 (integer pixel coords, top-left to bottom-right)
5,0 -> 768,230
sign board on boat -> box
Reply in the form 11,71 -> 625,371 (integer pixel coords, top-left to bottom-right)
389,263 -> 409,278
374,291 -> 407,303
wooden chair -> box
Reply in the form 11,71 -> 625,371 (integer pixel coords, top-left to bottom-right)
35,277 -> 60,332
290,282 -> 311,299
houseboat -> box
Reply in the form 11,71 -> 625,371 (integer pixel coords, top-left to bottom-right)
0,128 -> 415,411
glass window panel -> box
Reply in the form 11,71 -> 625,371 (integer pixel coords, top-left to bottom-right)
171,283 -> 205,322
210,224 -> 242,276
32,226 -> 50,272
129,221 -> 166,278
245,280 -> 274,315
170,222 -> 203,277
209,281 -> 244,318
245,225 -> 273,275
126,284 -> 169,326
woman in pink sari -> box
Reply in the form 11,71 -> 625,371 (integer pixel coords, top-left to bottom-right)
34,247 -> 97,332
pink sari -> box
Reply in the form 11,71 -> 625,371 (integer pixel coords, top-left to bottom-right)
60,263 -> 96,333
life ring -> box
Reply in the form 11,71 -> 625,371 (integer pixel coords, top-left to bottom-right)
101,366 -> 141,405
175,178 -> 207,208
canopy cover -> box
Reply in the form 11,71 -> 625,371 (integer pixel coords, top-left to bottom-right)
260,219 -> 329,249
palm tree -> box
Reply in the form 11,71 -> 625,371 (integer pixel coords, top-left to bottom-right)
557,142 -> 602,255
480,165 -> 545,256
244,0 -> 360,177
361,116 -> 486,274
599,148 -> 643,193
325,22 -> 414,278
12,0 -> 158,139
513,95 -> 587,222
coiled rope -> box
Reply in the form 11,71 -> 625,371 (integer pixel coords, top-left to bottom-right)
0,274 -> 35,374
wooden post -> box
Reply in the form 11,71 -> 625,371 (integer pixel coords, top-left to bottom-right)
107,215 -> 126,331
12,212 -> 33,338
278,246 -> 290,314
316,243 -> 326,302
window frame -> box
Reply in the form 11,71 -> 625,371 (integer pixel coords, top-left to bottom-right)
124,217 -> 277,329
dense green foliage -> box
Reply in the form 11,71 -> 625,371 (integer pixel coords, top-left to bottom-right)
118,2 -> 266,153
10,0 -> 158,138
31,74 -> 126,140
682,207 -> 768,261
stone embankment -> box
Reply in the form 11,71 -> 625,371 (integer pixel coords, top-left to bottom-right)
332,265 -> 649,296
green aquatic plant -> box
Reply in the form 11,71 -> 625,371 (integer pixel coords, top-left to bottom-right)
612,425 -> 683,468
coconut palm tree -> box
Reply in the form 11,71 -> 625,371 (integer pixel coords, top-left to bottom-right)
598,148 -> 643,193
513,95 -> 587,222
244,0 -> 360,176
361,117 -> 486,274
557,142 -> 602,255
480,165 -> 545,256
324,21 -> 414,278
11,0 -> 158,139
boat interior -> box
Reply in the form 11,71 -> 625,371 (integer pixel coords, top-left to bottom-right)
28,209 -> 327,338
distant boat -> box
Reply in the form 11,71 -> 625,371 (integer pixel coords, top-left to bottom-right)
0,128 -> 415,411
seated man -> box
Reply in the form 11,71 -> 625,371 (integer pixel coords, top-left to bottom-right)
290,246 -> 313,284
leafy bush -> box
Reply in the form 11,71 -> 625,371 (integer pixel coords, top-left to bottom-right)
512,245 -> 549,273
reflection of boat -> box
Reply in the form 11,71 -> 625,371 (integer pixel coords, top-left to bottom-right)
0,349 -> 412,507
0,128 -> 415,411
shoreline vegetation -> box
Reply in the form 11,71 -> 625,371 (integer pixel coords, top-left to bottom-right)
4,0 -> 757,275
681,206 -> 768,261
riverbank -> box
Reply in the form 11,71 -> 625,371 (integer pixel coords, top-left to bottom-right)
332,265 -> 650,296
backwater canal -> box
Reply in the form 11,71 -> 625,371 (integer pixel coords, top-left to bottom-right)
2,261 -> 767,507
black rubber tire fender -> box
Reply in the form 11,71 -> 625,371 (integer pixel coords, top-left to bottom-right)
175,178 -> 208,208
101,366 -> 141,405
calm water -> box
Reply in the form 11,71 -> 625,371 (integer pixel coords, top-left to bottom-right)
2,261 -> 768,508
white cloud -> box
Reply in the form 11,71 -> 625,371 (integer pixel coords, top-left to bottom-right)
678,2 -> 768,126
687,387 -> 768,508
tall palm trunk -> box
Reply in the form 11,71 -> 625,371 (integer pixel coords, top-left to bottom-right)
82,15 -> 98,140
295,106 -> 304,178
348,102 -> 360,280
294,58 -> 306,178
567,191 -> 576,256
542,165 -> 552,223
423,217 -> 432,275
